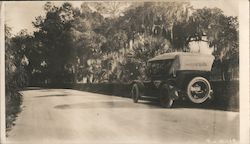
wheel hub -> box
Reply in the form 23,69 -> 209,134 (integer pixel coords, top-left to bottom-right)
190,82 -> 208,99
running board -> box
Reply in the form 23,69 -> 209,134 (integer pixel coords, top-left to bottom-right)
141,95 -> 158,99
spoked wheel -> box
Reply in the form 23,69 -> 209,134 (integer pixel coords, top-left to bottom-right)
187,77 -> 212,104
131,84 -> 140,103
159,84 -> 174,108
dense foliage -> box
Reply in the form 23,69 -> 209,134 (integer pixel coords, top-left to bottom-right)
8,2 -> 239,86
5,25 -> 29,130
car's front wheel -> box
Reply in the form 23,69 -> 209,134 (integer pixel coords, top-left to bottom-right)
187,77 -> 212,104
160,84 -> 174,108
131,83 -> 140,103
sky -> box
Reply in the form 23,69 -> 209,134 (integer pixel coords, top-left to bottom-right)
4,0 -> 239,35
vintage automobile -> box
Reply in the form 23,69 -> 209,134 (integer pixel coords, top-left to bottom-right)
130,52 -> 215,108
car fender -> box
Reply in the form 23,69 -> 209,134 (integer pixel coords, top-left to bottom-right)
131,80 -> 145,96
160,81 -> 179,100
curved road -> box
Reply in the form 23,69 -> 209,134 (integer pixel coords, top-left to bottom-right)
7,88 -> 239,144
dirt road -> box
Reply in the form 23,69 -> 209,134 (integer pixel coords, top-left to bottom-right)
7,88 -> 239,144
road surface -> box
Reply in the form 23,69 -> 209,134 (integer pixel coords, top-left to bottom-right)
7,88 -> 239,144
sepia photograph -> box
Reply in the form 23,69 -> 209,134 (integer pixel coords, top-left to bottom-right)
0,0 -> 248,144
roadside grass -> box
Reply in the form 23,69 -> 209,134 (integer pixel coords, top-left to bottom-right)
6,92 -> 23,136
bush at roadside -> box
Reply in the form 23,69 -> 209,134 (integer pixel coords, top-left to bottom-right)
5,64 -> 27,132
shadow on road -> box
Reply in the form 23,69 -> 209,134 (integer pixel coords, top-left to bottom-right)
131,96 -> 238,112
23,87 -> 44,90
172,101 -> 238,112
53,99 -> 238,112
54,101 -> 160,109
35,94 -> 68,98
139,98 -> 238,112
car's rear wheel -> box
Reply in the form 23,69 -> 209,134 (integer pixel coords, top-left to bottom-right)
187,77 -> 212,104
160,84 -> 174,108
131,84 -> 140,103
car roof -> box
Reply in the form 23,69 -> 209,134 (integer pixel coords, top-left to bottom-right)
148,52 -> 213,62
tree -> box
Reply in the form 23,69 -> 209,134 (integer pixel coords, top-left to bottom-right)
188,8 -> 239,80
32,2 -> 78,84
5,26 -> 28,90
104,2 -> 192,81
116,2 -> 193,50
69,3 -> 107,82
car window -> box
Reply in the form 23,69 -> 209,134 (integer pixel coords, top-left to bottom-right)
149,60 -> 173,77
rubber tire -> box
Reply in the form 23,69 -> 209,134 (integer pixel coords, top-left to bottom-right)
131,84 -> 140,103
187,77 -> 212,104
159,84 -> 174,108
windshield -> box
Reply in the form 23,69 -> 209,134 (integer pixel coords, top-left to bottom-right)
147,60 -> 173,78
